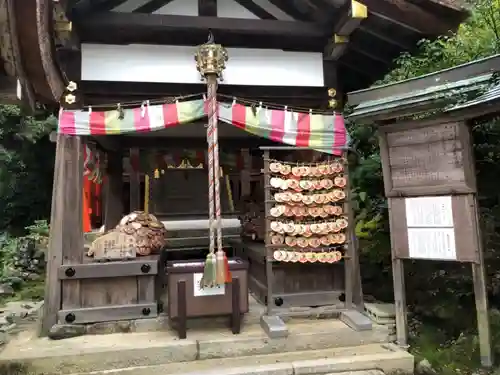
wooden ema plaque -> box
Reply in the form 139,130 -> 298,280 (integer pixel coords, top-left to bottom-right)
389,194 -> 479,263
90,231 -> 137,261
379,121 -> 476,197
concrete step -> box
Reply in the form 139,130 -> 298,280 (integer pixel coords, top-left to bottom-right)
0,319 -> 394,374
9,344 -> 413,375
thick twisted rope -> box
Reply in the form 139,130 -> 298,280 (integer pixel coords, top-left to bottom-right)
210,76 -> 223,254
206,77 -> 216,258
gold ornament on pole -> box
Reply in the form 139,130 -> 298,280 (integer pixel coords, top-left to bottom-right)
194,31 -> 228,80
195,31 -> 231,288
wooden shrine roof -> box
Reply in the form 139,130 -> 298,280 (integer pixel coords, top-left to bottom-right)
347,53 -> 500,123
0,0 -> 470,106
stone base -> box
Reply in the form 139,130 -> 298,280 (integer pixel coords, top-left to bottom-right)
260,315 -> 288,338
340,310 -> 373,331
364,302 -> 396,340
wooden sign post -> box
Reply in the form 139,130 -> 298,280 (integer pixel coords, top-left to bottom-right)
378,119 -> 492,367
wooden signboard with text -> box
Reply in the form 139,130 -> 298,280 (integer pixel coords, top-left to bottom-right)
378,121 -> 476,197
90,231 -> 137,261
378,118 -> 492,367
389,194 -> 479,263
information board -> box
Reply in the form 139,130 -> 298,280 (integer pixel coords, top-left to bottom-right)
379,121 -> 476,197
405,196 -> 457,260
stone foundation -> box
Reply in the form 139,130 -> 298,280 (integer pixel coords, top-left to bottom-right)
364,302 -> 396,341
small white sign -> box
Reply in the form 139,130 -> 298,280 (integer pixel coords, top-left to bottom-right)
405,196 -> 454,227
193,273 -> 225,297
405,196 -> 456,260
408,228 -> 456,260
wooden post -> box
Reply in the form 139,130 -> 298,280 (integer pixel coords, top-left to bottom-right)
129,148 -> 141,212
472,195 -> 493,367
104,149 -> 124,230
41,135 -> 83,336
388,199 -> 409,347
241,149 -> 251,197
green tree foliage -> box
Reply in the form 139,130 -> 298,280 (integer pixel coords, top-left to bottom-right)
0,105 -> 56,234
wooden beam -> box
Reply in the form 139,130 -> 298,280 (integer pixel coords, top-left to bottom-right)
104,149 -> 124,230
71,0 -> 129,15
359,25 -> 414,51
75,11 -> 328,38
268,0 -> 310,20
96,136 -> 283,150
324,0 -> 366,60
80,81 -> 328,101
324,34 -> 349,60
198,0 -> 217,16
233,0 -> 276,20
348,45 -> 392,65
361,0 -> 455,35
334,0 -> 367,36
134,0 -> 175,13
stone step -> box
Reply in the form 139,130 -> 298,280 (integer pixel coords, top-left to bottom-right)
0,320 -> 395,374
6,344 -> 413,375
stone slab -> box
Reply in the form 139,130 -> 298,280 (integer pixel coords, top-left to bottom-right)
20,344 -> 412,375
340,310 -> 373,331
1,318 -> 393,373
197,320 -> 391,360
260,315 -> 288,339
364,303 -> 396,319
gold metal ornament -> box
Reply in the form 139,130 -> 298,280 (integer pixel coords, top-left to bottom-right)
328,99 -> 338,109
64,93 -> 76,105
328,88 -> 337,98
194,31 -> 229,80
66,81 -> 77,92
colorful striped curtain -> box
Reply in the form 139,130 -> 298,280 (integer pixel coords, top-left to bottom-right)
58,99 -> 348,155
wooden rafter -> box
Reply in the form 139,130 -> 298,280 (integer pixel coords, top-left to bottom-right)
71,0 -> 129,15
324,0 -> 367,60
325,35 -> 349,61
334,0 -> 367,36
233,0 -> 276,20
267,0 -> 310,21
134,0 -> 176,13
198,0 -> 216,16
360,0 -> 457,35
75,11 -> 328,38
358,25 -> 414,51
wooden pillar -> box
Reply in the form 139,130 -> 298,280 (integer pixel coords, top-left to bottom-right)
41,135 -> 83,336
104,149 -> 124,230
129,148 -> 141,212
241,149 -> 251,197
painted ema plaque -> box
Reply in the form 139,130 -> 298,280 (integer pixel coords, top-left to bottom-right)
379,121 -> 476,197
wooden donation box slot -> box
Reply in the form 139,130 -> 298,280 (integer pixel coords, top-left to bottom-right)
166,257 -> 249,339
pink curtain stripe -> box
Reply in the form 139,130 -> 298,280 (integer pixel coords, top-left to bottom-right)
58,109 -> 76,135
269,109 -> 285,143
57,100 -> 349,154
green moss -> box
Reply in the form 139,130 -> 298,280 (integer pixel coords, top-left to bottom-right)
0,279 -> 44,307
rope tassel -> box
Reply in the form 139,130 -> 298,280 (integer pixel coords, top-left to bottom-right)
202,252 -> 217,287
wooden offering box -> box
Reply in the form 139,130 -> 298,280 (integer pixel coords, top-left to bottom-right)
58,255 -> 161,324
166,258 -> 249,339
